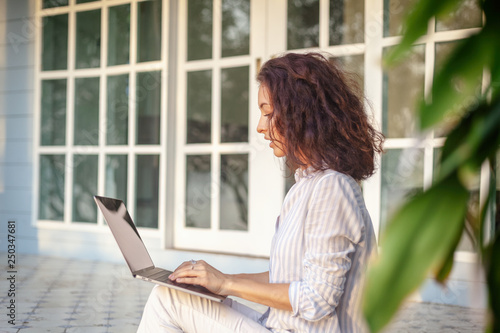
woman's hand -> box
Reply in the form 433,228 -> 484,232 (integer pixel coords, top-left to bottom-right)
169,260 -> 230,296
170,262 -> 291,310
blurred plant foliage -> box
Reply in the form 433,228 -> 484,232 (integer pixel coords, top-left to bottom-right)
363,0 -> 500,332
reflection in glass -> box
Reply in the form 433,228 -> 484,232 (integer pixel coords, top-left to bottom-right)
220,154 -> 248,231
73,154 -> 98,223
188,0 -> 212,61
74,77 -> 100,146
331,54 -> 364,94
221,66 -> 249,143
186,155 -> 211,228
434,41 -> 483,137
135,155 -> 159,228
39,155 -> 65,221
436,0 -> 482,32
108,5 -> 130,66
106,155 -> 128,204
330,0 -> 364,45
136,71 -> 161,144
383,0 -> 414,37
76,9 -> 101,69
41,79 -> 67,146
43,0 -> 68,9
382,45 -> 425,138
380,148 -> 424,232
42,14 -> 68,71
187,70 -> 212,143
107,74 -> 129,145
137,0 -> 162,63
221,0 -> 250,57
287,0 -> 319,50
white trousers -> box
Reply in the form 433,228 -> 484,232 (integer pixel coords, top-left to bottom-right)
137,285 -> 271,333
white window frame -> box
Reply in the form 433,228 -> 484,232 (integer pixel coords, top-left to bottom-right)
174,0 -> 284,256
32,0 -> 169,239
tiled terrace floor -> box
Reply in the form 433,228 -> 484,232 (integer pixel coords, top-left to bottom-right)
0,253 -> 487,332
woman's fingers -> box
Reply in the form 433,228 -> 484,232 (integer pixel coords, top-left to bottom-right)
169,260 -> 206,280
168,260 -> 227,295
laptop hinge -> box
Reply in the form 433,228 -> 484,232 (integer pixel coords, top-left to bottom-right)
133,266 -> 156,277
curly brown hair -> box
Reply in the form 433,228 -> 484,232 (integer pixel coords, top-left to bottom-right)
257,52 -> 384,181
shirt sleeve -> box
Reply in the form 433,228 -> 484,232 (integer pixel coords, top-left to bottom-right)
289,173 -> 365,321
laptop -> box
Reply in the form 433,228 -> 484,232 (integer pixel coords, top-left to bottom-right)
94,195 -> 226,302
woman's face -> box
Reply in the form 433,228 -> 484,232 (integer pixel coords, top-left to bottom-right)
256,85 -> 286,158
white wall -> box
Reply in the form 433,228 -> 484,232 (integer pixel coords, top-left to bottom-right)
0,0 -> 39,254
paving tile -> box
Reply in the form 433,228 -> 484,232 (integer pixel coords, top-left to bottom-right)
0,253 -> 489,332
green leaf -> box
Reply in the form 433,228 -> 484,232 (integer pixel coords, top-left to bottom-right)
434,225 -> 461,283
419,32 -> 493,130
437,97 -> 500,181
385,0 -> 462,65
363,174 -> 468,332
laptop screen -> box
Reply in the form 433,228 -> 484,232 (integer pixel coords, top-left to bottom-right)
94,196 -> 154,273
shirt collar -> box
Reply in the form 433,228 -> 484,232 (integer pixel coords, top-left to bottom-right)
294,166 -> 318,182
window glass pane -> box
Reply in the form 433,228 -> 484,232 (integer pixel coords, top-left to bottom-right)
436,0 -> 482,32
74,77 -> 100,145
107,74 -> 129,145
284,160 -> 296,194
287,0 -> 319,50
76,0 -> 99,3
106,155 -> 128,204
108,4 -> 130,66
496,150 -> 500,233
187,0 -> 212,61
220,154 -> 248,230
136,155 -> 159,228
42,0 -> 68,9
136,71 -> 161,145
382,45 -> 425,138
221,66 -> 249,143
433,147 -> 442,183
383,0 -> 415,37
187,70 -> 212,143
330,0 -> 364,45
39,155 -> 65,221
460,178 -> 479,252
221,0 -> 250,57
332,54 -> 364,94
73,154 -> 98,223
186,155 -> 211,228
42,14 -> 68,71
380,148 -> 424,231
137,0 -> 162,63
41,79 -> 67,146
434,41 -> 483,137
76,9 -> 101,69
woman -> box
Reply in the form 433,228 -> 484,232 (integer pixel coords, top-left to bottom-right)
137,52 -> 384,333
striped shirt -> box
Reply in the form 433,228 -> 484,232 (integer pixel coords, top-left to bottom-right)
261,168 -> 376,332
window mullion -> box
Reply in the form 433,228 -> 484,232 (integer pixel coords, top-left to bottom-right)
319,0 -> 329,49
363,0 -> 384,240
158,0 -> 170,244
65,4 -> 75,223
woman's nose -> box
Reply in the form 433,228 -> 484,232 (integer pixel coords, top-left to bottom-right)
256,116 -> 267,134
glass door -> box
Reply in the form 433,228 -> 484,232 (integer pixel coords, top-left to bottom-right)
175,0 -> 283,255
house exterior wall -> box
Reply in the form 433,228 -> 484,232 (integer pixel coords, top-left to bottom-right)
0,0 -> 488,309
0,0 -> 38,254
